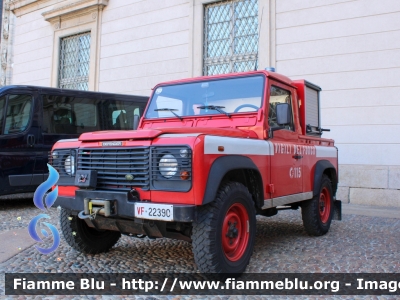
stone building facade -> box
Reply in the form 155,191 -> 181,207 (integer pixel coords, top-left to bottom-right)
2,0 -> 399,206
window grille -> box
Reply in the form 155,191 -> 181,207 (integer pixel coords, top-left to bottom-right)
203,0 -> 258,76
58,32 -> 91,90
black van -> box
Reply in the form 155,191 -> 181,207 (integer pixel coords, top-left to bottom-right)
0,86 -> 148,198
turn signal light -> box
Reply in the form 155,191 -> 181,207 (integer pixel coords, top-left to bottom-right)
180,171 -> 190,180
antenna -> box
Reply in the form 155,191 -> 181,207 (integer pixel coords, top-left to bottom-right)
254,6 -> 264,71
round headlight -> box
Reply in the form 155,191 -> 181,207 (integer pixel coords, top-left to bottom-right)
64,155 -> 75,176
159,154 -> 178,178
52,151 -> 59,159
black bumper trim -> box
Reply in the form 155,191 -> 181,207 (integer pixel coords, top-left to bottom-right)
53,190 -> 196,222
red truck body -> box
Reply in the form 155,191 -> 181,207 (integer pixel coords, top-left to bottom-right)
51,70 -> 340,273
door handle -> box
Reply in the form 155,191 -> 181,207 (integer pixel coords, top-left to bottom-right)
27,134 -> 35,147
292,155 -> 303,160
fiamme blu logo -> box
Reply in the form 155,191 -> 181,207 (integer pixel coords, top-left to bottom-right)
28,164 -> 60,254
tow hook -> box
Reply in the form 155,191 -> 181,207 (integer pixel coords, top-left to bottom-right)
78,210 -> 93,220
78,198 -> 113,220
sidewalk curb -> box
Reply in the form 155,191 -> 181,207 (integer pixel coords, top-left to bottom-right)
0,229 -> 35,263
342,203 -> 400,219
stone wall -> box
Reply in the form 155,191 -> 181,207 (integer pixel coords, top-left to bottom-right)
98,0 -> 190,96
275,0 -> 400,207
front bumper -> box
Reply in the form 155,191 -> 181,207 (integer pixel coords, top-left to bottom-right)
54,189 -> 196,223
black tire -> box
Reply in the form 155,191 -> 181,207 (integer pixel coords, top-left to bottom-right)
301,175 -> 333,236
60,208 -> 121,254
192,182 -> 256,273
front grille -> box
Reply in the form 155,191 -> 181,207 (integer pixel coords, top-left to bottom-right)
77,147 -> 150,190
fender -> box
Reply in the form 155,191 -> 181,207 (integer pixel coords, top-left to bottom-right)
313,160 -> 338,197
202,155 -> 264,207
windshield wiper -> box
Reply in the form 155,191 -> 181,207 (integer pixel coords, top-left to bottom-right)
197,105 -> 231,118
154,108 -> 183,121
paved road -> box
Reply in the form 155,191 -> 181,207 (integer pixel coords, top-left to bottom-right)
0,199 -> 399,299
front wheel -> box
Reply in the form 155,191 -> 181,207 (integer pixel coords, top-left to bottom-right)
301,175 -> 334,236
192,182 -> 256,273
60,208 -> 121,254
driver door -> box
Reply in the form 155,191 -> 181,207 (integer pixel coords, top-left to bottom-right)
267,82 -> 303,198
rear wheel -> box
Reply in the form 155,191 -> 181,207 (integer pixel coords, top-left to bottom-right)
192,182 -> 256,273
60,208 -> 121,254
301,175 -> 333,236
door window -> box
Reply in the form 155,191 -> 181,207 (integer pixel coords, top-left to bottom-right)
268,86 -> 294,131
3,94 -> 33,134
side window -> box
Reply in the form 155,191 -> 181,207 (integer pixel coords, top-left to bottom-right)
42,95 -> 98,134
43,95 -> 75,134
268,86 -> 294,131
101,100 -> 145,130
74,98 -> 97,129
112,109 -> 126,129
4,94 -> 33,135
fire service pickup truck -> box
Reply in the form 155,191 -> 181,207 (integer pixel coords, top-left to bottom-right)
50,70 -> 341,274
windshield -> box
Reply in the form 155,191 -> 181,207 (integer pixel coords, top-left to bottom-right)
145,75 -> 264,119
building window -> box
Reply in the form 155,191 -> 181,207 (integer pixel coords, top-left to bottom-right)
203,0 -> 258,76
58,32 -> 91,90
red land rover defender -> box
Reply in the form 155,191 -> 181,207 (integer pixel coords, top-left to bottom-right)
50,70 -> 341,274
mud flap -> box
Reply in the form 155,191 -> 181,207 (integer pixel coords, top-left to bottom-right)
332,200 -> 342,221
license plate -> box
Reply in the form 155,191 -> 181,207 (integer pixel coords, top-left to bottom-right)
134,203 -> 174,221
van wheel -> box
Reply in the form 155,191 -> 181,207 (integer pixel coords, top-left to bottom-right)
301,175 -> 333,236
192,182 -> 256,273
60,208 -> 121,254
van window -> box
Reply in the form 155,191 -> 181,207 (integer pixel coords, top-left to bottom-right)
42,95 -> 98,134
4,94 -> 32,135
106,101 -> 143,130
74,99 -> 97,127
42,95 -> 146,133
112,110 -> 125,125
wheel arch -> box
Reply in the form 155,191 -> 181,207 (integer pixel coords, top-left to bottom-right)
313,160 -> 338,197
202,155 -> 264,208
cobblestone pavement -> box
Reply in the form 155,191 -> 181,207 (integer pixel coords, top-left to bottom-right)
0,199 -> 399,299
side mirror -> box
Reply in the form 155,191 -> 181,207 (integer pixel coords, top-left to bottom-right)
268,103 -> 291,138
133,114 -> 140,130
276,103 -> 290,125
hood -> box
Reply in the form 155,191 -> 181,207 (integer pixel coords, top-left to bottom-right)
79,129 -> 163,141
78,127 -> 258,141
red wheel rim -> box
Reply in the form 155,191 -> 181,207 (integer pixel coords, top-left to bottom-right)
222,203 -> 250,262
319,187 -> 331,223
